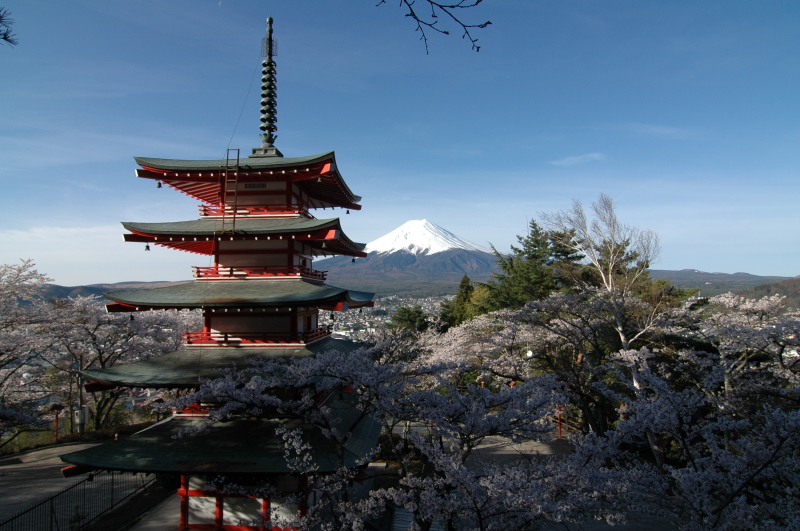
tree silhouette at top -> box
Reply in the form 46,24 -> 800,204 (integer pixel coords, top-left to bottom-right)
0,8 -> 18,47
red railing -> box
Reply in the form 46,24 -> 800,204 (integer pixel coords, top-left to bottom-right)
199,204 -> 311,217
184,326 -> 332,345
192,265 -> 326,281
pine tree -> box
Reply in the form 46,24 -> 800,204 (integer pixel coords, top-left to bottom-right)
441,274 -> 486,329
486,220 -> 585,310
387,305 -> 429,333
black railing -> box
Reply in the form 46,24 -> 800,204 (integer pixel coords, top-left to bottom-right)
0,470 -> 155,531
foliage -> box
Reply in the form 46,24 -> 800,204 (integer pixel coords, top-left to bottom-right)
440,274 -> 491,328
737,276 -> 800,308
198,290 -> 796,530
172,196 -> 798,529
485,220 -> 584,310
176,338 -> 631,530
387,305 -> 430,333
0,260 -> 52,442
0,7 -> 17,47
40,296 -> 198,430
0,261 -> 200,443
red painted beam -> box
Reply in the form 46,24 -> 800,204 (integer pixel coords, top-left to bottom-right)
61,464 -> 95,478
84,380 -> 117,393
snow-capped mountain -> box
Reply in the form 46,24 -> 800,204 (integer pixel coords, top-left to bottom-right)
364,219 -> 491,255
321,220 -> 497,296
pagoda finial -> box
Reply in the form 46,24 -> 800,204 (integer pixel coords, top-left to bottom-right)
252,16 -> 283,157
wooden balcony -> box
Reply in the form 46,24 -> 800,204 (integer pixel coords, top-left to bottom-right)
184,327 -> 332,346
198,204 -> 312,218
192,265 -> 327,281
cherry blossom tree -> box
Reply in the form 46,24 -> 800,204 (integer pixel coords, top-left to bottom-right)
164,244 -> 799,531
40,296 -> 200,430
177,330 -> 634,530
0,260 -> 52,444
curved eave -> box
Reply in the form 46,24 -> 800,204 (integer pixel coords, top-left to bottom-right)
103,280 -> 375,310
135,152 -> 362,210
122,218 -> 366,257
60,413 -> 380,475
135,152 -> 335,172
121,217 -> 342,236
78,339 -> 365,389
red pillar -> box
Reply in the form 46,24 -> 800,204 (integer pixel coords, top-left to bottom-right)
215,493 -> 223,530
261,497 -> 270,531
557,406 -> 563,439
179,475 -> 189,531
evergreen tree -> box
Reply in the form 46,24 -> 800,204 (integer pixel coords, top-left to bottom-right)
387,305 -> 429,333
441,275 -> 489,329
485,221 -> 585,311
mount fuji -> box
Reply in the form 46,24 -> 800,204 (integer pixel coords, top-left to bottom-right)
364,219 -> 492,256
321,219 -> 498,296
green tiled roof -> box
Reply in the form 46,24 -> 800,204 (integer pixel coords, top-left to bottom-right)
135,152 -> 335,172
122,217 -> 359,242
121,217 -> 366,253
60,405 -> 381,475
80,338 -> 365,389
104,280 -> 374,309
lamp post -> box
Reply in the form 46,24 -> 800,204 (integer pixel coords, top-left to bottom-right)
72,361 -> 86,434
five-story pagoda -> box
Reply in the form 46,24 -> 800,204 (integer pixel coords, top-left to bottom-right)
62,17 -> 378,530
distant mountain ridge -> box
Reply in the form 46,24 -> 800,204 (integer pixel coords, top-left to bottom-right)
39,281 -> 190,301
323,248 -> 498,297
647,269 -> 793,296
35,221 -> 797,300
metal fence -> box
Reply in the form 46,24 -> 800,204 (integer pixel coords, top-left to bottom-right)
0,470 -> 155,531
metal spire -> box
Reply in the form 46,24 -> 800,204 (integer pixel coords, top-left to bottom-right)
252,16 -> 282,157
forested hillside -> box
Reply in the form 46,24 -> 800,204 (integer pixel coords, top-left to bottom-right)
737,276 -> 800,307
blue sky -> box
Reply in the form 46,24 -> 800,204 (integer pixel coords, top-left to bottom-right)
1,1 -> 799,285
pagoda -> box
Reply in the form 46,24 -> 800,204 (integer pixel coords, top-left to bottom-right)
61,18 -> 378,530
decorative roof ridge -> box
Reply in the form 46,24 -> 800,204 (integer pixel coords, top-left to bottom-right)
102,279 -> 375,309
134,151 -> 335,171
121,216 -> 343,232
251,16 -> 283,158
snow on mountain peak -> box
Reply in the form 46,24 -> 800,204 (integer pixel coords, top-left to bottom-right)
364,219 -> 491,255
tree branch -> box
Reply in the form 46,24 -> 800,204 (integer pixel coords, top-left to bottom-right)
377,0 -> 491,53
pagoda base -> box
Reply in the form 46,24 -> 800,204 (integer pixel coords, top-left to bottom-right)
178,475 -> 300,531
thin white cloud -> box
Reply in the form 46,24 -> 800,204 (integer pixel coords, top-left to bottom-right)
549,152 -> 606,167
621,123 -> 697,139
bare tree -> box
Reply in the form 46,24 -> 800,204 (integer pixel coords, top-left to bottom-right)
0,8 -> 18,47
377,0 -> 492,52
544,193 -> 661,350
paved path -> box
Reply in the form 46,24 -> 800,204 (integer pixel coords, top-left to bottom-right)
0,442 -> 101,522
128,495 -> 181,530
0,437 -> 676,530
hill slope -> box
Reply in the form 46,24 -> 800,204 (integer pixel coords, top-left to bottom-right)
736,277 -> 800,307
39,281 -> 191,301
324,248 -> 498,296
647,270 -> 792,296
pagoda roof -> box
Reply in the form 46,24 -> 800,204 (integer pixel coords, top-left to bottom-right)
104,280 -> 374,311
122,217 -> 366,257
60,402 -> 380,475
136,152 -> 333,172
80,338 -> 364,389
135,151 -> 362,211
